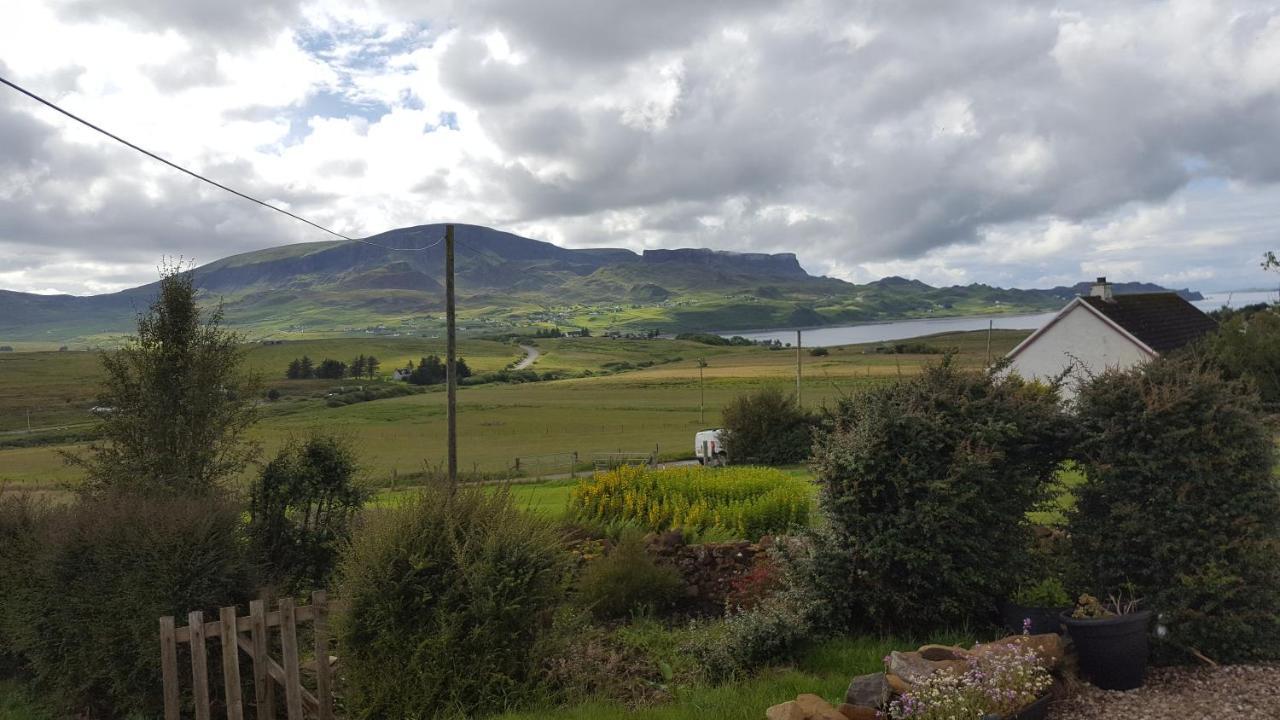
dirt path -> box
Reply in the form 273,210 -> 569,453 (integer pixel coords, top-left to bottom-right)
513,344 -> 540,370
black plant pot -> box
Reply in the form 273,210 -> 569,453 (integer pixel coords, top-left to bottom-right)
1060,610 -> 1152,691
998,601 -> 1068,635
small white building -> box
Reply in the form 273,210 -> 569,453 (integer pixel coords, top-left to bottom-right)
1006,277 -> 1217,395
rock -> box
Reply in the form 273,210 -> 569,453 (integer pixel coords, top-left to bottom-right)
888,650 -> 966,684
845,672 -> 891,709
793,693 -> 846,720
837,703 -> 880,720
886,672 -> 912,693
971,633 -> 1064,670
766,701 -> 806,720
918,644 -> 969,662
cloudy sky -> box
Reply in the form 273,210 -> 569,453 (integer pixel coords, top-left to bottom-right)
3,0 -> 1279,295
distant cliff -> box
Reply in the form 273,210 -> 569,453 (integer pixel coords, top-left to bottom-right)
642,248 -> 809,279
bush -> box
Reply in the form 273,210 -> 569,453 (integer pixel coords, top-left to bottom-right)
248,435 -> 368,593
570,465 -> 812,541
576,530 -> 685,619
1069,355 -> 1280,662
11,493 -> 253,717
808,347 -> 829,357
0,494 -> 48,675
811,359 -> 1073,632
1196,309 -> 1280,408
720,387 -> 816,465
335,486 -> 566,718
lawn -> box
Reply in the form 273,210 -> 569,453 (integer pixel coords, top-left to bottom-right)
493,632 -> 975,720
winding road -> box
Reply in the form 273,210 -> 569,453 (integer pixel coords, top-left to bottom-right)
513,344 -> 540,370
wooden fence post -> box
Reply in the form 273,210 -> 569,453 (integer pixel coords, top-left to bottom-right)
278,598 -> 304,720
220,606 -> 244,720
249,599 -> 273,720
159,616 -> 180,720
312,591 -> 334,720
189,610 -> 211,720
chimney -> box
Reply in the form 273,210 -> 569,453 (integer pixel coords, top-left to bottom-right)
1090,276 -> 1114,302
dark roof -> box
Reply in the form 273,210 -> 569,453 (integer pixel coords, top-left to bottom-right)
1080,293 -> 1218,354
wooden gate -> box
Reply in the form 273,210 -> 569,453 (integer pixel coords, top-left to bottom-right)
159,591 -> 334,720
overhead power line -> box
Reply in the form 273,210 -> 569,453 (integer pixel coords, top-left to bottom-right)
0,73 -> 442,253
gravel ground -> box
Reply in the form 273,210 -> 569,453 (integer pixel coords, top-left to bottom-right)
1048,665 -> 1280,719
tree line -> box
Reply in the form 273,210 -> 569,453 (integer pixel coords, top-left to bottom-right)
286,354 -> 380,380
402,355 -> 472,385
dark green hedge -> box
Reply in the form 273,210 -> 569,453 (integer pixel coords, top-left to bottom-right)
812,359 -> 1073,632
1069,354 -> 1280,662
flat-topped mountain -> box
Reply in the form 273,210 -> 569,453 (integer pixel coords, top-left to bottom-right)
0,223 -> 1201,344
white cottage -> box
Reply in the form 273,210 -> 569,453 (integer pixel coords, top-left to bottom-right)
1006,277 -> 1217,395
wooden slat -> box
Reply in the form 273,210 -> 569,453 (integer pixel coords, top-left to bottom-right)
235,636 -> 319,714
174,602 -> 313,640
220,606 -> 244,720
249,600 -> 273,720
311,591 -> 333,720
189,610 -> 211,720
159,616 -> 181,720
277,599 -> 304,720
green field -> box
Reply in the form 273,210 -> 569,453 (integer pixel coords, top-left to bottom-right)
0,330 -> 1030,490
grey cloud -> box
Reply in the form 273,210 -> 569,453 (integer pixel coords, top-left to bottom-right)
52,0 -> 303,47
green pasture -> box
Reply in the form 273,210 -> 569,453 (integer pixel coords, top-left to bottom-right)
0,330 -> 1030,489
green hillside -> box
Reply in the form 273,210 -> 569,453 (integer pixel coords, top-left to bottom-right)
0,223 -> 1201,344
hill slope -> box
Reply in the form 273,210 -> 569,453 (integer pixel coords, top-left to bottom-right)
0,223 -> 1202,344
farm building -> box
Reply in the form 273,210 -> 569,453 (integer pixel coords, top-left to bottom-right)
1006,277 -> 1217,395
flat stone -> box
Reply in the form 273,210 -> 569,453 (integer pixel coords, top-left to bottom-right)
918,644 -> 969,662
794,693 -> 846,719
838,703 -> 880,720
886,672 -> 912,693
845,672 -> 891,709
766,701 -> 806,720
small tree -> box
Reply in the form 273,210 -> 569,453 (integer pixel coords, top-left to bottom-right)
1069,354 -> 1280,662
351,355 -> 367,379
1195,309 -> 1280,408
69,266 -> 260,495
720,387 -> 814,465
248,435 -> 368,592
811,360 -> 1073,632
286,358 -> 303,379
299,355 -> 315,378
366,355 -> 380,379
315,358 -> 347,379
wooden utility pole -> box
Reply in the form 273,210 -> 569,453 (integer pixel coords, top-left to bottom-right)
697,357 -> 708,424
795,330 -> 802,407
445,223 -> 458,486
985,319 -> 993,367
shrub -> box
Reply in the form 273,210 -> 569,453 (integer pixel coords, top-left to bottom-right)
12,493 -> 253,718
334,486 -> 566,718
688,552 -> 823,680
570,465 -> 812,540
1068,355 -> 1280,662
0,494 -> 48,675
721,387 -> 816,465
576,530 -> 685,619
1195,309 -> 1280,408
808,347 -> 829,357
248,435 -> 368,593
811,359 -> 1073,632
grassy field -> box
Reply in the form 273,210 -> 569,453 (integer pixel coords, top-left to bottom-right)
0,330 -> 1030,490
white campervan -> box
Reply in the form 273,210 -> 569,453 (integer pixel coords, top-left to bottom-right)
694,428 -> 726,466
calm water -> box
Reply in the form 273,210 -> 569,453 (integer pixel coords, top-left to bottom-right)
726,290 -> 1277,348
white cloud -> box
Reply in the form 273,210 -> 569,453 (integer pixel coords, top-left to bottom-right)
2,0 -> 1280,296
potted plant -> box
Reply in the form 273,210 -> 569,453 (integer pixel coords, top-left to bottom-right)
999,577 -> 1071,636
1060,592 -> 1151,691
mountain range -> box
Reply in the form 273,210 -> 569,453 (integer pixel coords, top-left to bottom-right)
0,223 -> 1202,344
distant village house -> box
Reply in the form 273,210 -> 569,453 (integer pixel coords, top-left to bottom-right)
1006,277 -> 1217,395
